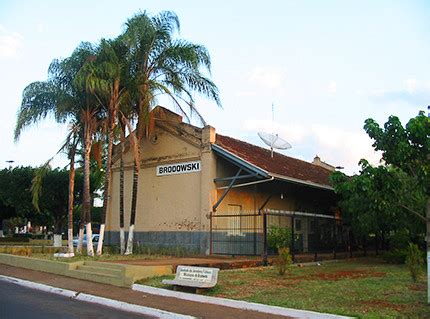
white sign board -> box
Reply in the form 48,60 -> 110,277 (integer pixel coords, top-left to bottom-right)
156,161 -> 201,176
177,266 -> 215,283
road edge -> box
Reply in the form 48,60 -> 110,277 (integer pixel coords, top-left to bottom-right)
0,275 -> 195,319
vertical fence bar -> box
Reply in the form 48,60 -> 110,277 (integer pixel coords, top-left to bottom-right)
291,215 -> 295,263
314,217 -> 318,261
314,217 -> 318,262
209,211 -> 213,255
333,217 -> 337,259
263,211 -> 268,266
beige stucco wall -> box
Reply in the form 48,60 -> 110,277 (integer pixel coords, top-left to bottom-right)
106,123 -> 217,234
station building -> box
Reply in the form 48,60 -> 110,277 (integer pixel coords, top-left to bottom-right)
105,107 -> 339,255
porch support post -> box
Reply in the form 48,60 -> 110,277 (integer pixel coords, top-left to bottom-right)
258,194 -> 273,213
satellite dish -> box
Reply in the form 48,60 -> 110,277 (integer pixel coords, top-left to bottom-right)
258,132 -> 292,158
258,103 -> 292,157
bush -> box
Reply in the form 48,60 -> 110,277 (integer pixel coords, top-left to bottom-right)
274,247 -> 292,276
382,248 -> 407,264
405,243 -> 423,282
267,226 -> 292,250
389,230 -> 410,250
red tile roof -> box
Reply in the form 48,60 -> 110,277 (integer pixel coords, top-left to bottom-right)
215,134 -> 333,189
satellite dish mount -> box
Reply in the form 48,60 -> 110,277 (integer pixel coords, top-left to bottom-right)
258,103 -> 292,158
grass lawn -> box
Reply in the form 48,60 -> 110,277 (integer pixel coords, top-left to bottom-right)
31,252 -> 175,263
139,258 -> 429,318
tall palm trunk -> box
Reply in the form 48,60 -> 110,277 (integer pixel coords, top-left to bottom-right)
119,125 -> 126,254
125,158 -> 139,255
83,120 -> 94,256
97,116 -> 115,255
124,120 -> 140,255
67,144 -> 76,254
76,222 -> 85,254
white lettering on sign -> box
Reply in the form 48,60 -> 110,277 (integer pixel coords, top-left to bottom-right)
177,266 -> 214,283
156,161 -> 201,176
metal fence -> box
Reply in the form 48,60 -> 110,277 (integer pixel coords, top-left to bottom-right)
210,209 -> 347,262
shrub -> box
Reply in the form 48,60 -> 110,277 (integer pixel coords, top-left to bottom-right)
267,226 -> 292,250
274,247 -> 292,275
389,230 -> 410,250
382,248 -> 407,264
405,243 -> 423,282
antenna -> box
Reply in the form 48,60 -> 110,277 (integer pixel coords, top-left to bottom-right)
258,103 -> 292,158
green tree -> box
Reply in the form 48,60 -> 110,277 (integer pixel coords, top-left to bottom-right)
120,11 -> 221,254
76,37 -> 131,255
331,111 -> 429,301
15,42 -> 102,255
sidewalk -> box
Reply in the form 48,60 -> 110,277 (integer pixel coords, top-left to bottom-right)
0,264 -> 291,319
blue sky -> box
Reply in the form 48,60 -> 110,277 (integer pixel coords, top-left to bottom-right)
0,0 -> 428,174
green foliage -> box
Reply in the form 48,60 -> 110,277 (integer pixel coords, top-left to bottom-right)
382,249 -> 407,264
330,112 -> 429,249
405,243 -> 424,282
267,226 -> 292,250
274,247 -> 292,276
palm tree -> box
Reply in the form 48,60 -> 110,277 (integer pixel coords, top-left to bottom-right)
15,42 -> 101,256
78,37 -> 130,255
120,11 -> 221,254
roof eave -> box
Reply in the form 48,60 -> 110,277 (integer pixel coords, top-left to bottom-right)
212,144 -> 270,178
271,173 -> 334,191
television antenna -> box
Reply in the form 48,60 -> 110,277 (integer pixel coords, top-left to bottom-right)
258,103 -> 292,158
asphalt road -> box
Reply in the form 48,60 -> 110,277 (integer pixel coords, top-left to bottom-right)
0,280 -> 153,319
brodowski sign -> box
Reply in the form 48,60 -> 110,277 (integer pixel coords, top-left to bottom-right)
156,160 -> 201,176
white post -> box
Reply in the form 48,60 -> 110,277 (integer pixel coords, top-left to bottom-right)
53,234 -> 62,247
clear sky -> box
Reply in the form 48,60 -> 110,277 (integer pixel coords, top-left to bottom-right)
0,0 -> 428,174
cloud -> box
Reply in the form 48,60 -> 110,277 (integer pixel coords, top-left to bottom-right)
243,118 -> 381,174
328,81 -> 337,95
368,82 -> 430,107
235,90 -> 257,97
247,66 -> 284,90
0,25 -> 23,58
36,23 -> 45,33
404,78 -> 417,94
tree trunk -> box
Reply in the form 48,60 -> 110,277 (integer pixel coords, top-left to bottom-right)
53,218 -> 63,248
119,126 -> 126,254
67,146 -> 76,255
125,160 -> 139,255
77,225 -> 84,254
83,122 -> 94,256
97,118 -> 115,256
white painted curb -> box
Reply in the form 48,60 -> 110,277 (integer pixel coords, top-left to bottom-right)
0,275 -> 77,298
133,284 -> 353,319
0,275 -> 195,319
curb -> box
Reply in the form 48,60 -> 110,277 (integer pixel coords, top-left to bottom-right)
0,275 -> 195,319
133,284 -> 352,319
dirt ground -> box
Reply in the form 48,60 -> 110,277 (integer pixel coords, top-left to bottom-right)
106,256 -> 264,270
